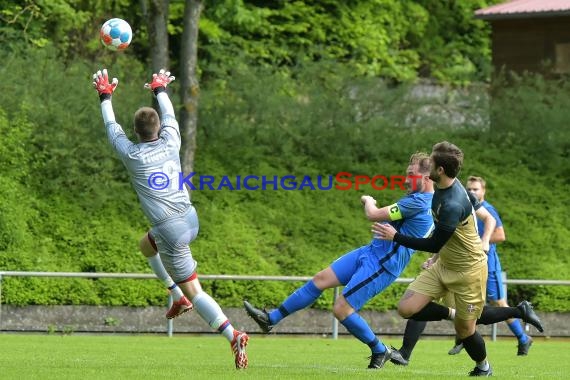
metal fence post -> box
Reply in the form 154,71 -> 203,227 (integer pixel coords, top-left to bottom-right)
502,271 -> 508,300
332,287 -> 339,339
167,293 -> 173,337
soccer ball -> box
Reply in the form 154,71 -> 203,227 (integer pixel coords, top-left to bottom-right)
100,18 -> 132,51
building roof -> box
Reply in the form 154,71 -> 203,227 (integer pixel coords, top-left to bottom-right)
475,0 -> 570,20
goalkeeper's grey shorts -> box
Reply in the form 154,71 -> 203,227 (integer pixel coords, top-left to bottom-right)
150,205 -> 199,283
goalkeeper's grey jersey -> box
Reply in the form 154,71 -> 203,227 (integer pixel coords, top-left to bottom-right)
105,114 -> 191,225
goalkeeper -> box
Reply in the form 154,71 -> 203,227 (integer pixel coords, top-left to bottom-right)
92,69 -> 249,370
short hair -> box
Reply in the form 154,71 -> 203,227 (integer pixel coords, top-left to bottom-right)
467,175 -> 486,189
431,141 -> 463,178
409,152 -> 431,174
134,107 -> 160,140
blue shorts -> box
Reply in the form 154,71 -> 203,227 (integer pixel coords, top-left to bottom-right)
486,271 -> 506,301
330,245 -> 397,311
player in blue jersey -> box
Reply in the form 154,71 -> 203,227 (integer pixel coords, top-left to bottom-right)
92,69 -> 248,369
374,142 -> 543,376
446,176 -> 531,356
244,152 -> 435,369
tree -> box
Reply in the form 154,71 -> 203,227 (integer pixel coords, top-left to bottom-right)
140,0 -> 201,179
142,0 -> 170,72
179,0 -> 202,176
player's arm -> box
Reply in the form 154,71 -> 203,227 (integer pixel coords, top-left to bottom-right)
92,69 -> 132,156
475,206 -> 496,252
361,195 -> 402,222
490,226 -> 505,243
144,69 -> 180,146
393,224 -> 454,253
372,202 -> 463,253
144,69 -> 176,118
421,253 -> 439,270
156,92 -> 175,119
477,205 -> 505,244
468,191 -> 495,252
372,220 -> 455,253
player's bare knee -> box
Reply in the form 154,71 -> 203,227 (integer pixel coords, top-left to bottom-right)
397,302 -> 415,318
397,290 -> 424,318
492,298 -> 508,307
139,234 -> 156,257
311,270 -> 326,286
312,267 -> 337,290
456,328 -> 476,339
332,296 -> 353,321
455,320 -> 476,338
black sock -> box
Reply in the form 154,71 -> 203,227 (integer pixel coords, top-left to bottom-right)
476,305 -> 520,325
462,331 -> 487,363
410,302 -> 450,321
455,335 -> 462,345
399,320 -> 427,360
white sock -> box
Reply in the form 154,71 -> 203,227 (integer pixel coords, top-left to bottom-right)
192,292 -> 235,341
477,360 -> 490,371
147,255 -> 183,300
449,308 -> 456,320
168,284 -> 184,301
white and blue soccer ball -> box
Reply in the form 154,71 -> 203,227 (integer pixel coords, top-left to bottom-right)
100,18 -> 132,51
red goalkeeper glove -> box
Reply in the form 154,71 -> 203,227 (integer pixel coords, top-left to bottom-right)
144,69 -> 175,95
92,69 -> 118,101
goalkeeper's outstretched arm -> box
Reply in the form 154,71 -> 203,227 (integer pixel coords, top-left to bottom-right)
92,69 -> 132,157
145,69 -> 180,146
156,91 -> 175,119
145,69 -> 176,119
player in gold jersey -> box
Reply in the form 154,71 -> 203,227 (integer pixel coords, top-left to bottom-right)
373,141 -> 542,377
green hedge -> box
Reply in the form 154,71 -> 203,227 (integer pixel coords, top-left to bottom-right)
0,48 -> 567,311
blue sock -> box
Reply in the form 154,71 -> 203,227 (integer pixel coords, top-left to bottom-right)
341,313 -> 386,354
268,280 -> 322,325
507,319 -> 528,343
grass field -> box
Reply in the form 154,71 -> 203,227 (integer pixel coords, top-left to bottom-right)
0,333 -> 567,379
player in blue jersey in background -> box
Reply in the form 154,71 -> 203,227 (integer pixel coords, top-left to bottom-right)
446,176 -> 531,356
244,152 -> 434,369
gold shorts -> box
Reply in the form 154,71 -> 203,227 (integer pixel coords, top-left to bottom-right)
408,259 -> 487,320
437,291 -> 456,309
